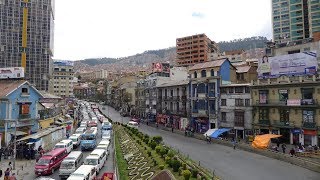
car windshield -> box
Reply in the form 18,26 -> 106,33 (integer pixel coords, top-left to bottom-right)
82,136 -> 94,140
70,137 -> 77,142
37,158 -> 50,165
85,158 -> 97,165
55,145 -> 65,148
60,161 -> 75,169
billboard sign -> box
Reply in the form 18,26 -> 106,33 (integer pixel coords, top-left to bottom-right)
258,51 -> 318,79
0,67 -> 24,79
54,60 -> 74,66
152,62 -> 170,73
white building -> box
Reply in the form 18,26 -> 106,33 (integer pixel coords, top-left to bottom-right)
49,61 -> 74,98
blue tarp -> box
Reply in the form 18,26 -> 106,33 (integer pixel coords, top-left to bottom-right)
210,128 -> 231,138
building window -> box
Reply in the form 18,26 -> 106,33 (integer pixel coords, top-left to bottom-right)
234,111 -> 244,127
221,112 -> 226,122
279,109 -> 290,122
228,87 -> 234,94
235,99 -> 244,106
211,69 -> 214,76
198,100 -> 206,110
302,110 -> 314,123
21,87 -> 29,94
245,87 -> 250,93
198,83 -> 206,93
221,99 -> 226,106
259,108 -> 269,120
208,83 -> 215,97
235,87 -> 243,93
301,88 -> 313,99
236,73 -> 244,80
245,99 -> 250,106
209,100 -> 215,114
279,89 -> 288,101
259,90 -> 268,104
19,104 -> 30,115
170,90 -> 173,97
177,88 -> 179,96
194,71 -> 197,78
220,88 -> 227,94
201,70 -> 206,77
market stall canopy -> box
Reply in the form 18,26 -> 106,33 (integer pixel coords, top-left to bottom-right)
204,129 -> 218,137
210,128 -> 231,138
252,134 -> 282,149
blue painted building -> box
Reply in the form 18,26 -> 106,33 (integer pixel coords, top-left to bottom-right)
188,59 -> 237,133
0,80 -> 43,146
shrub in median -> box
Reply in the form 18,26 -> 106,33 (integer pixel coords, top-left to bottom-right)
182,170 -> 191,180
182,163 -> 187,170
155,145 -> 162,154
191,169 -> 198,178
153,136 -> 163,144
165,156 -> 172,166
147,151 -> 152,157
159,147 -> 167,158
159,164 -> 165,170
149,140 -> 157,150
171,158 -> 181,172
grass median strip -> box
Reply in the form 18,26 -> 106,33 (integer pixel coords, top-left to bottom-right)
115,128 -> 129,180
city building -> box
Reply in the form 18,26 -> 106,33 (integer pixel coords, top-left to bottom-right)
251,75 -> 320,146
49,60 -> 75,98
176,34 -> 219,66
0,80 -> 43,146
156,80 -> 189,130
220,84 -> 253,139
189,58 -> 237,133
271,0 -> 320,43
253,51 -> 320,146
136,79 -> 146,119
0,0 -> 55,90
224,49 -> 246,63
78,70 -> 108,81
94,69 -> 108,79
73,83 -> 95,99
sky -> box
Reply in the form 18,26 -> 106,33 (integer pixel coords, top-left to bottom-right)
53,0 -> 272,60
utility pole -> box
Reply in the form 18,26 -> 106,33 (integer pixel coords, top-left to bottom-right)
13,119 -> 17,170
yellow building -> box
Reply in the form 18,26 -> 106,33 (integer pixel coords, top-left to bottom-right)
251,75 -> 320,146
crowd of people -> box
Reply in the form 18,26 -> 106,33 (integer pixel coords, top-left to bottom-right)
0,162 -> 17,180
272,141 -> 320,157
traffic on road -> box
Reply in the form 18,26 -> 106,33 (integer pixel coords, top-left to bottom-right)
26,100 -> 114,180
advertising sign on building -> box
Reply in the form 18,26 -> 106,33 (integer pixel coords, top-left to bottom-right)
0,67 -> 25,79
258,51 -> 318,79
152,62 -> 170,73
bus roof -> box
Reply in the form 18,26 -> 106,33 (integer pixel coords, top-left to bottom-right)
65,151 -> 82,160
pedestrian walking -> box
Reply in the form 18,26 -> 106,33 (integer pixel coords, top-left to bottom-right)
281,143 -> 287,153
4,168 -> 10,180
171,127 -> 174,133
289,148 -> 295,157
0,148 -> 2,161
8,162 -> 12,172
232,140 -> 236,150
0,169 -> 3,178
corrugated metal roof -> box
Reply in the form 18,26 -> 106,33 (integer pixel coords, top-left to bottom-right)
236,66 -> 251,73
156,80 -> 189,88
0,80 -> 27,97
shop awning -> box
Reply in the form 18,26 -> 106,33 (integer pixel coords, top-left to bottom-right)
210,128 -> 231,138
252,134 -> 282,149
204,129 -> 218,137
10,131 -> 27,136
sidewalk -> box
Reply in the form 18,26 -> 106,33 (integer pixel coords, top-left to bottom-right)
0,158 -> 35,180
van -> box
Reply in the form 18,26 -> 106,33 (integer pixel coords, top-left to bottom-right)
84,149 -> 107,173
75,127 -> 86,134
99,140 -> 110,149
101,131 -> 111,140
55,139 -> 73,154
69,134 -> 81,148
67,165 -> 96,180
35,148 -> 68,175
127,121 -> 139,128
59,151 -> 83,179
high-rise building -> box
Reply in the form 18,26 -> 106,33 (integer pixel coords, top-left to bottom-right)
176,34 -> 219,66
0,0 -> 55,90
49,60 -> 74,98
271,0 -> 320,44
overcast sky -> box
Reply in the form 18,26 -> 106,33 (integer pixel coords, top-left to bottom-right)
53,0 -> 272,60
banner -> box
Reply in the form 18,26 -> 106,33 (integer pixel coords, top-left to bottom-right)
258,51 -> 318,78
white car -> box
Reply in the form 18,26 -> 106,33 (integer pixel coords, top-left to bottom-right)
101,131 -> 111,140
54,139 -> 73,154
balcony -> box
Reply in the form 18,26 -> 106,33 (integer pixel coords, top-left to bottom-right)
181,95 -> 187,101
254,99 -> 318,107
234,121 -> 244,127
257,120 -> 270,126
272,120 -> 295,128
302,122 -> 316,129
19,114 -> 31,119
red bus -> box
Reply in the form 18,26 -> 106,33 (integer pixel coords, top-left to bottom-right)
35,148 -> 68,175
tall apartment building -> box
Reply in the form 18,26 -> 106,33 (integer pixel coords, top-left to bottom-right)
176,34 -> 219,66
0,0 -> 54,90
49,60 -> 74,98
272,0 -> 320,43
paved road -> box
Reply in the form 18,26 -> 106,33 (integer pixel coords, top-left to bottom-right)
100,105 -> 320,180
23,119 -> 114,180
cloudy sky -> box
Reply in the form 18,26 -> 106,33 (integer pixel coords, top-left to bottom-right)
54,0 -> 272,60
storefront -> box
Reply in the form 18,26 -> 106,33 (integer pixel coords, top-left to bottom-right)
192,118 -> 209,133
156,114 -> 169,125
302,129 -> 317,146
290,129 -> 301,145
